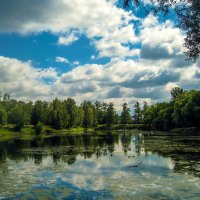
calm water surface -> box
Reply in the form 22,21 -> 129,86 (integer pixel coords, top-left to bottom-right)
0,130 -> 200,199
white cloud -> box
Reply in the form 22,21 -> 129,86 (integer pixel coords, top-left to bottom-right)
94,39 -> 140,58
0,0 -> 138,58
73,61 -> 80,65
0,2 -> 198,108
141,14 -> 158,28
0,53 -> 198,110
55,56 -> 69,64
58,32 -> 79,46
140,15 -> 185,60
0,56 -> 56,101
91,55 -> 96,60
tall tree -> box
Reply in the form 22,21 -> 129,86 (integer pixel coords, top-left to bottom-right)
49,98 -> 68,129
32,101 -> 48,126
142,101 -> 148,123
64,98 -> 79,128
120,103 -> 131,125
3,93 -> 10,101
9,106 -> 26,131
134,101 -> 142,125
0,107 -> 7,126
81,101 -> 95,128
170,87 -> 184,99
106,103 -> 117,125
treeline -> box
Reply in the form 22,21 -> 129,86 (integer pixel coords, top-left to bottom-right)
141,88 -> 200,131
0,95 -> 121,132
0,87 -> 200,133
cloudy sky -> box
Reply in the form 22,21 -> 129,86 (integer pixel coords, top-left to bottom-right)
0,0 -> 199,109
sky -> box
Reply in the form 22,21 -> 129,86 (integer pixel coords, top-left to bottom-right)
0,0 -> 199,110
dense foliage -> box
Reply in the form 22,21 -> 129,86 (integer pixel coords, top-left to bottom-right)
0,88 -> 200,132
143,89 -> 200,130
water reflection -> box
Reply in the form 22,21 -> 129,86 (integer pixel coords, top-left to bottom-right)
0,131 -> 200,174
0,131 -> 200,199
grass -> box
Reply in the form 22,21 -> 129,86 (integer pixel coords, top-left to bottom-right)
0,126 -> 18,142
0,125 -> 96,142
94,124 -> 140,130
0,123 -> 144,142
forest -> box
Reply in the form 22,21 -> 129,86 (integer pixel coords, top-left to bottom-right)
0,87 -> 200,134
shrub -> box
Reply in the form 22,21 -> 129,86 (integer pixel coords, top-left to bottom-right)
35,122 -> 44,135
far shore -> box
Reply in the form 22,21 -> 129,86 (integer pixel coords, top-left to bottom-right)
0,125 -> 199,142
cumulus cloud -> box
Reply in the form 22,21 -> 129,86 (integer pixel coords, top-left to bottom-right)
73,61 -> 80,66
55,56 -> 69,64
0,0 -> 138,58
58,32 -> 79,46
0,56 -> 56,100
140,15 -> 185,61
0,2 -> 198,109
123,70 -> 180,89
0,54 -> 198,110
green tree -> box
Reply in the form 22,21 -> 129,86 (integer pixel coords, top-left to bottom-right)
106,103 -> 116,126
0,107 -> 7,126
49,98 -> 68,129
170,87 -> 184,99
120,103 -> 131,125
95,101 -> 105,124
9,106 -> 26,131
76,107 -> 84,127
142,101 -> 148,124
3,93 -> 10,101
82,101 -> 95,128
64,98 -> 79,128
173,90 -> 200,128
32,101 -> 48,126
134,101 -> 142,125
35,122 -> 44,135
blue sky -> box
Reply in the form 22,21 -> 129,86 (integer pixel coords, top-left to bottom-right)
0,0 -> 199,110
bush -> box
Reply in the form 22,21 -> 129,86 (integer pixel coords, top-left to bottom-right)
35,122 -> 44,135
14,123 -> 24,132
0,108 -> 7,126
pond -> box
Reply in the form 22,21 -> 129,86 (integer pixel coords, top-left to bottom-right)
0,130 -> 200,199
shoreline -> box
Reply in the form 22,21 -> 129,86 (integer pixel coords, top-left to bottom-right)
0,125 -> 199,142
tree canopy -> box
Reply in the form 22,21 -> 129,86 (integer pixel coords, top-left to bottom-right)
0,88 -> 200,132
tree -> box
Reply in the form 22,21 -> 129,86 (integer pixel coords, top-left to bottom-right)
64,98 -> 79,128
134,101 -> 142,124
173,90 -> 200,128
95,101 -> 105,124
142,101 -> 148,123
49,98 -> 68,129
76,107 -> 84,127
120,103 -> 131,125
170,87 -> 183,99
105,103 -> 117,126
0,108 -> 7,126
32,101 -> 48,126
81,101 -> 96,128
9,106 -> 26,131
3,93 -> 10,101
123,0 -> 200,61
35,122 -> 44,135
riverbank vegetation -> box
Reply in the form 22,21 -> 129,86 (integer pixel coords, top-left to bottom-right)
0,88 -> 200,137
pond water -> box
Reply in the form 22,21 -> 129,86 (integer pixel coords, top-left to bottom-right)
0,130 -> 200,199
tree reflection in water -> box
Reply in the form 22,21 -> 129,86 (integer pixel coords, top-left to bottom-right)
0,131 -> 200,176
